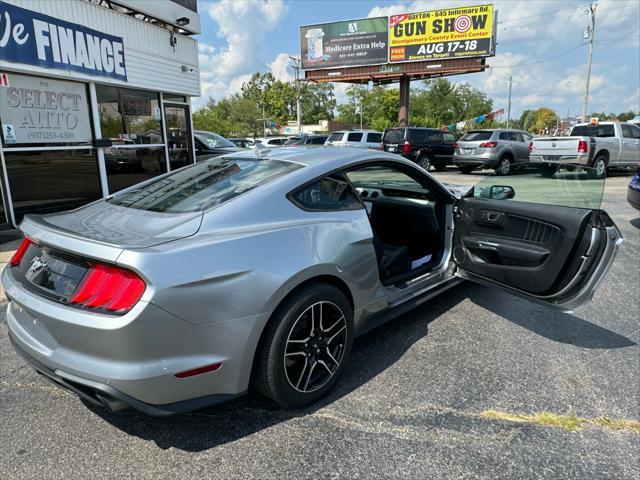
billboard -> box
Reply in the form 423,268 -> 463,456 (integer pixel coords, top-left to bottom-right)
300,17 -> 388,70
389,4 -> 495,63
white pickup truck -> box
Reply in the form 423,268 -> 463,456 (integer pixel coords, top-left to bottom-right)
529,121 -> 640,178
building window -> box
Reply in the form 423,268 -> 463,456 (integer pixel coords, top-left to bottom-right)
96,85 -> 163,145
104,146 -> 167,194
96,85 -> 167,192
4,149 -> 101,223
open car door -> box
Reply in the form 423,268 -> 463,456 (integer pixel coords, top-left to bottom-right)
452,164 -> 622,310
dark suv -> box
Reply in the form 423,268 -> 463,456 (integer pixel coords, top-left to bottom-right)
382,127 -> 456,171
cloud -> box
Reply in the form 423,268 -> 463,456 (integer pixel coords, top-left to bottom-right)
269,53 -> 294,82
197,0 -> 288,102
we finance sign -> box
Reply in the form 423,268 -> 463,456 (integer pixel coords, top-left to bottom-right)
0,1 -> 127,81
389,4 -> 495,63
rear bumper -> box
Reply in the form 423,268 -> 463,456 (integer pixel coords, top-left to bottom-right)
2,266 -> 261,413
529,154 -> 591,165
9,334 -> 242,416
453,154 -> 498,168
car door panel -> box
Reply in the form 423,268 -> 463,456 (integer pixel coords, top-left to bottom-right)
453,197 -> 621,309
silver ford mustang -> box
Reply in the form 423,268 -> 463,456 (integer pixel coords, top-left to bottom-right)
3,147 -> 621,415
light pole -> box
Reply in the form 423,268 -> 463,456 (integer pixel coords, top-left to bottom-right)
506,76 -> 512,129
289,55 -> 302,134
582,3 -> 597,121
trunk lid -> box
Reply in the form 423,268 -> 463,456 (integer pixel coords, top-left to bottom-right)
20,200 -> 202,262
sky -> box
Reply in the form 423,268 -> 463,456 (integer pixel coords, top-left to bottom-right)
194,0 -> 640,120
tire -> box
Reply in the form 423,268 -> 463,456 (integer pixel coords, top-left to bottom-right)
589,155 -> 608,179
495,156 -> 512,176
417,155 -> 431,170
432,161 -> 447,172
459,166 -> 474,174
539,164 -> 558,178
252,283 -> 354,408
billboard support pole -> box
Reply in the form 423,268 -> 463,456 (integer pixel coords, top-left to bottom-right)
399,76 -> 410,126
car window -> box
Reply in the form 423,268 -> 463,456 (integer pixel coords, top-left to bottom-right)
345,164 -> 429,195
498,132 -> 509,140
513,132 -> 524,142
461,131 -> 493,141
522,132 -> 533,143
383,128 -> 405,143
194,132 -> 236,149
347,132 -> 363,142
621,124 -> 637,138
473,163 -> 605,209
570,125 -> 615,137
367,133 -> 382,143
408,129 -> 426,143
109,158 -> 302,213
426,131 -> 442,142
290,174 -> 362,211
629,125 -> 640,139
327,132 -> 344,142
443,133 -> 456,143
311,136 -> 327,144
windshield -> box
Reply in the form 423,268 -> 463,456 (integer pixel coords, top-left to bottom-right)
108,158 -> 302,213
461,131 -> 493,141
383,128 -> 405,143
570,125 -> 615,138
327,132 -> 344,142
195,131 -> 236,148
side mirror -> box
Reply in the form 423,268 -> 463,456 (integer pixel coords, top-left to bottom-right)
490,185 -> 515,200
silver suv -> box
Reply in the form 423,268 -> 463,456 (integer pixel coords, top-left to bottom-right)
453,129 -> 533,175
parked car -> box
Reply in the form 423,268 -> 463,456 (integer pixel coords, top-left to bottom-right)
194,130 -> 243,160
254,137 -> 289,147
628,167 -> 640,210
228,138 -> 255,149
453,129 -> 533,175
325,130 -> 382,150
285,134 -> 329,146
4,150 -> 621,415
529,121 -> 640,178
382,127 -> 456,171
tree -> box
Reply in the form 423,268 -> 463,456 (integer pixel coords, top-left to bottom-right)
534,107 -> 558,133
300,83 -> 336,124
336,85 -> 367,124
523,110 -> 537,132
409,79 -> 492,129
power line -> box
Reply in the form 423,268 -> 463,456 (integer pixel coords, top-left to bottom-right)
490,42 -> 586,68
596,26 -> 640,42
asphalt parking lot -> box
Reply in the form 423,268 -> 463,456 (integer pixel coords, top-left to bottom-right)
1,170 -> 638,479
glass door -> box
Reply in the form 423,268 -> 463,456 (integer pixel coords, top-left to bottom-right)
163,103 -> 194,170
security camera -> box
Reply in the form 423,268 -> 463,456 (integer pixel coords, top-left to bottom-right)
176,17 -> 190,27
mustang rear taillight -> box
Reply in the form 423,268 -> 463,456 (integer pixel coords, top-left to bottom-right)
69,263 -> 145,313
10,238 -> 33,267
577,140 -> 588,154
480,141 -> 498,148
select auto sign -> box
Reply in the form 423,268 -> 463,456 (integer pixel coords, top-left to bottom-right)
0,0 -> 127,81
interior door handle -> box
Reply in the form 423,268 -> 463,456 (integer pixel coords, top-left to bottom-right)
475,240 -> 499,250
479,211 -> 505,224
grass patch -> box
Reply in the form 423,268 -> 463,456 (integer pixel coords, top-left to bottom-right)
481,410 -> 639,433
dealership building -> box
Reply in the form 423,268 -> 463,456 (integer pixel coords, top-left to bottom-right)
0,0 -> 201,229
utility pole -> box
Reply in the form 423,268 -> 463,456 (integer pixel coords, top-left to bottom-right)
582,2 -> 597,121
359,96 -> 363,130
506,76 -> 512,129
289,55 -> 302,134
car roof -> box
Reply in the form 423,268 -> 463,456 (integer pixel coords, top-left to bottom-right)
224,145 -> 403,169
